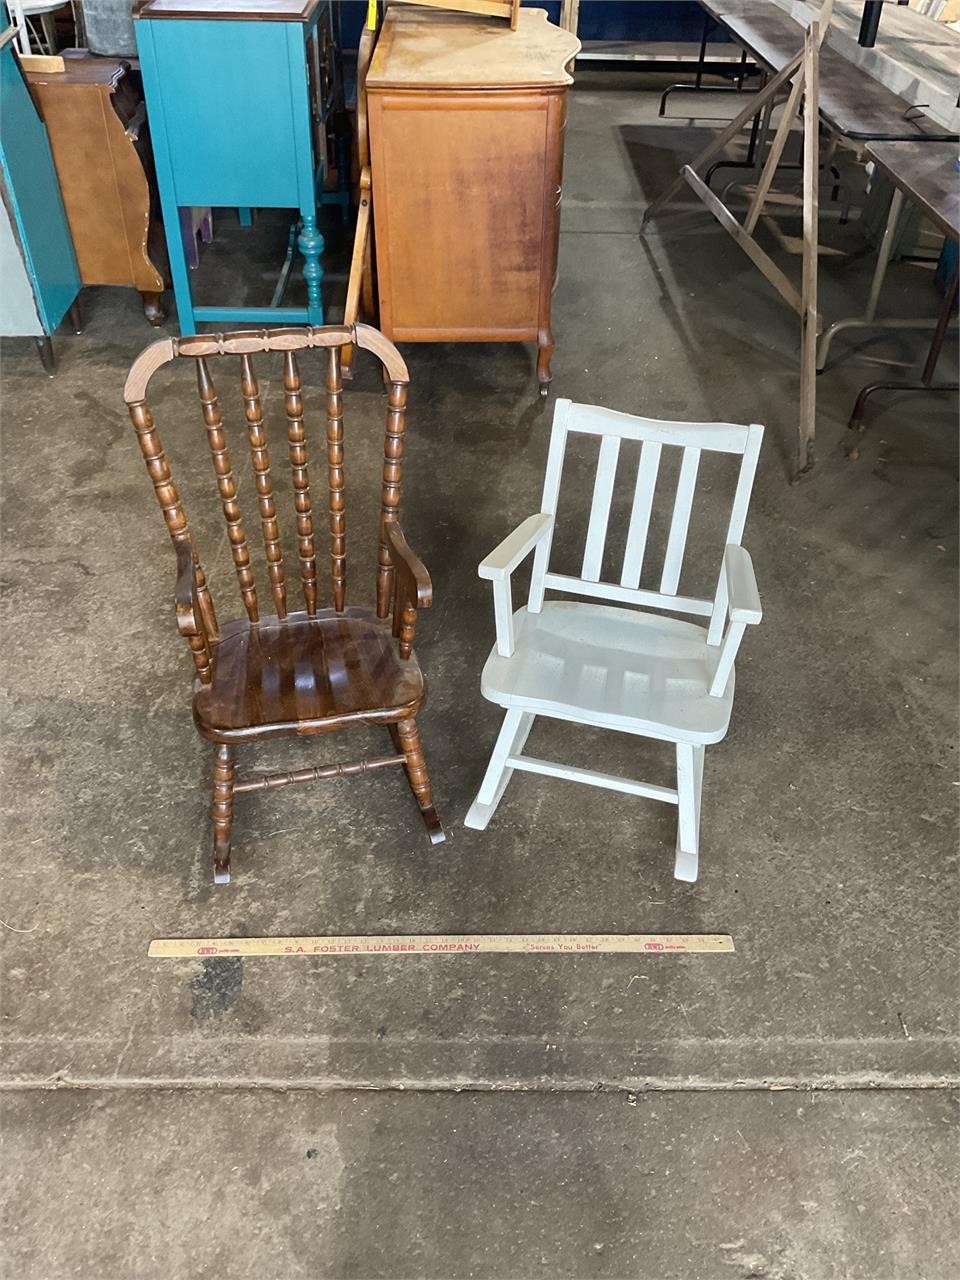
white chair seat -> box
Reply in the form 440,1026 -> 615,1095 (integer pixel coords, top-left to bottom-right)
480,601 -> 734,745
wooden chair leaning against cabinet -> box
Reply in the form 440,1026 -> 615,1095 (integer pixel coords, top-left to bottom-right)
466,399 -> 764,884
342,10 -> 378,378
124,323 -> 445,885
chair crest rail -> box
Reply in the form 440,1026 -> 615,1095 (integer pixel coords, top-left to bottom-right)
123,323 -> 410,403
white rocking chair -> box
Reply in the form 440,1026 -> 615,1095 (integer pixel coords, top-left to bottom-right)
464,399 -> 764,882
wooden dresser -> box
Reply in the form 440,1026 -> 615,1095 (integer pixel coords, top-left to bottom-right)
26,53 -> 166,326
366,5 -> 580,393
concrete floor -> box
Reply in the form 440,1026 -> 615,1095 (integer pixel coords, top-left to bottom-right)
1,72 -> 957,1278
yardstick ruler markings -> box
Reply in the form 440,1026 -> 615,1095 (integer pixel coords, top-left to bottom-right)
149,933 -> 734,958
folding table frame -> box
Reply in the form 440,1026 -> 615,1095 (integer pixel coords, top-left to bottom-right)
641,0 -> 835,477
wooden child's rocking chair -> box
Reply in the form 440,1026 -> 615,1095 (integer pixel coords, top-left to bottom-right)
124,323 -> 445,884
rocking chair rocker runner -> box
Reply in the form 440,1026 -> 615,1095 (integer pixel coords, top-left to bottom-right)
465,399 -> 764,883
124,323 -> 445,884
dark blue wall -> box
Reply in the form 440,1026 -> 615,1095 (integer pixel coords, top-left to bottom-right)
337,1 -> 711,50
574,1 -> 711,42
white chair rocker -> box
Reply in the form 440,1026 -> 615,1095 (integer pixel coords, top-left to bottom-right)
464,399 -> 764,882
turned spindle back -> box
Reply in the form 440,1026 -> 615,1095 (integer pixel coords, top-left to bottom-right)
124,325 -> 411,655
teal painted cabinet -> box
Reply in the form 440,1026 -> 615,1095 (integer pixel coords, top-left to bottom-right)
0,4 -> 80,369
135,0 -> 342,334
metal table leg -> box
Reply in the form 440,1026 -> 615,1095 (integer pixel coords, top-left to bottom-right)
847,266 -> 959,438
858,0 -> 883,47
658,13 -> 711,117
658,15 -> 760,121
704,80 -> 774,186
816,187 -> 958,371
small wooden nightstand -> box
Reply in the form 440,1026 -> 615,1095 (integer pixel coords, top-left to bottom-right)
134,0 -> 344,335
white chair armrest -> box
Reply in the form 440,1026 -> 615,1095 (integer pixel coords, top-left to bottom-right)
724,544 -> 762,625
707,546 -> 761,697
478,514 -> 554,659
478,513 -> 554,582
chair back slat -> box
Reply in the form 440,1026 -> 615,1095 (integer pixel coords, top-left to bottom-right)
128,397 -> 214,682
659,446 -> 700,595
377,377 -> 409,618
581,434 -> 621,582
528,398 -> 570,612
282,351 -> 318,616
724,426 -> 763,546
529,399 -> 763,621
326,347 -> 346,612
240,353 -> 287,620
193,550 -> 220,645
196,358 -> 259,622
620,440 -> 662,589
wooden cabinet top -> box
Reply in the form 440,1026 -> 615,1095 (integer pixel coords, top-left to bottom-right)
366,5 -> 581,91
134,0 -> 323,23
24,53 -> 126,89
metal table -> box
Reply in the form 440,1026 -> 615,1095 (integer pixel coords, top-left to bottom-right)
642,0 -> 958,473
701,0 -> 958,143
818,138 -> 959,368
844,139 -> 959,436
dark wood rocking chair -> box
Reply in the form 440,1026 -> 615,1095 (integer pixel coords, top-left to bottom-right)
123,323 -> 445,884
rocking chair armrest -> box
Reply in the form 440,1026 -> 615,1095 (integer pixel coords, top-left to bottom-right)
478,513 -> 554,582
707,546 -> 761,698
174,537 -> 201,637
724,544 -> 762,625
386,521 -> 432,608
479,514 -> 554,660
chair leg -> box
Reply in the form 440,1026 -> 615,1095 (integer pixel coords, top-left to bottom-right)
674,742 -> 704,883
140,291 -> 166,327
464,708 -> 535,831
211,743 -> 236,884
36,337 -> 56,374
394,719 -> 445,845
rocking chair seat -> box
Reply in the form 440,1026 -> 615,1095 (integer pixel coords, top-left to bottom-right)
479,601 -> 735,746
194,606 -> 425,743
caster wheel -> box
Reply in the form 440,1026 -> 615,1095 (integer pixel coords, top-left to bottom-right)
538,384 -> 549,398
